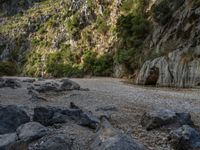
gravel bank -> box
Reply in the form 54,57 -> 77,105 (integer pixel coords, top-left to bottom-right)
0,77 -> 200,150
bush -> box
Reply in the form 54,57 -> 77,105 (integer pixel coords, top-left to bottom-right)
0,61 -> 18,76
82,50 -> 113,76
115,13 -> 150,71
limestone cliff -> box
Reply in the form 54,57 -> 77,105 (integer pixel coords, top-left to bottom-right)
137,0 -> 200,87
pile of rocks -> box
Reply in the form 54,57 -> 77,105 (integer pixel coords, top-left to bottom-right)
141,109 -> 200,150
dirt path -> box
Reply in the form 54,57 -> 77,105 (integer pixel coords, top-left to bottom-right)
0,77 -> 200,150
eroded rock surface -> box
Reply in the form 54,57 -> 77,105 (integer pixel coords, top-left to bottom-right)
169,125 -> 200,150
0,105 -> 30,134
91,118 -> 147,150
16,122 -> 49,142
141,109 -> 193,130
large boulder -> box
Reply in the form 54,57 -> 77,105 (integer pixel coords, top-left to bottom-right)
0,133 -> 18,149
33,105 -> 100,129
141,109 -> 193,130
38,134 -> 72,150
0,105 -> 30,134
91,118 -> 147,150
169,125 -> 200,150
16,122 -> 49,142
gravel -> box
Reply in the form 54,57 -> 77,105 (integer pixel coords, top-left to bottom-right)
0,77 -> 200,150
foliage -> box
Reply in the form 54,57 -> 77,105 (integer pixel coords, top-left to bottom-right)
115,13 -> 150,71
95,16 -> 110,34
0,61 -> 18,76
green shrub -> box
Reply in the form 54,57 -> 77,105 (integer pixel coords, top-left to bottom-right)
115,13 -> 150,71
92,54 -> 113,76
0,61 -> 18,76
82,50 -> 113,76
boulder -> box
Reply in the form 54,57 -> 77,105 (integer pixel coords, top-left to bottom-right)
33,105 -> 100,129
59,79 -> 80,90
16,122 -> 49,142
0,78 -> 21,89
141,109 -> 193,130
38,134 -> 72,150
169,125 -> 200,150
0,105 -> 30,134
0,133 -> 18,149
33,81 -> 60,93
32,79 -> 80,93
91,118 -> 147,150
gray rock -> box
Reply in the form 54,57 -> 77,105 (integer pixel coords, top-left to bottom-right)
22,78 -> 36,83
91,118 -> 147,150
169,125 -> 200,150
16,122 -> 49,142
0,78 -> 21,89
96,106 -> 118,112
33,105 -> 100,129
141,109 -> 193,130
59,79 -> 80,91
0,105 -> 30,134
38,134 -> 72,150
0,133 -> 18,149
33,81 -> 60,93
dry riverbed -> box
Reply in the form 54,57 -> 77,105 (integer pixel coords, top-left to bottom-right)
0,77 -> 200,150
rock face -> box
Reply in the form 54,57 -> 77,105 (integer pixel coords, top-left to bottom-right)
91,118 -> 147,150
33,105 -> 100,129
16,122 -> 49,142
38,134 -> 72,150
0,105 -> 30,134
141,109 -> 193,130
137,53 -> 200,88
137,0 -> 200,88
169,125 -> 200,150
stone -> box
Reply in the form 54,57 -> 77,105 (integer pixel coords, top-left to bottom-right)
22,78 -> 36,83
169,125 -> 200,150
34,81 -> 60,93
141,109 -> 193,130
91,118 -> 147,150
33,105 -> 100,129
0,133 -> 18,149
59,79 -> 80,91
38,134 -> 72,150
96,106 -> 118,112
0,105 -> 30,134
0,78 -> 21,89
16,122 -> 49,142
33,107 -> 55,126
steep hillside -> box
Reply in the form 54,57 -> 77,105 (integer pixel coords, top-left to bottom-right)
0,0 -> 200,87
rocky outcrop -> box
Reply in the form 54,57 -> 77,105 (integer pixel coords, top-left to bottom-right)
137,0 -> 200,88
141,109 -> 193,130
137,50 -> 200,87
169,125 -> 200,150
